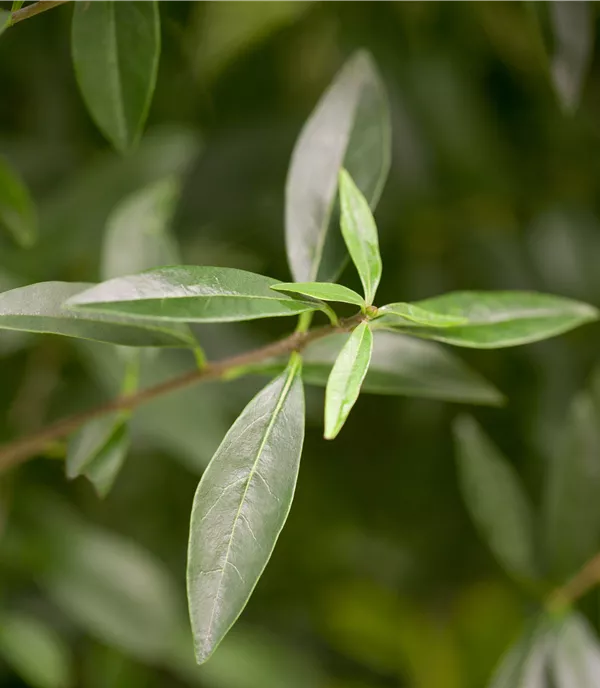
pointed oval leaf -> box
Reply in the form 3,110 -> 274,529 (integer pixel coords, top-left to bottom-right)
551,613 -> 600,686
339,169 -> 382,305
378,302 -> 468,327
67,414 -> 129,498
324,322 -> 373,439
271,281 -> 365,307
549,1 -> 593,113
489,617 -> 552,688
0,612 -> 73,688
285,50 -> 391,284
0,282 -> 192,347
72,1 -> 160,152
454,416 -> 538,582
187,357 -> 305,663
376,291 -> 598,348
102,177 -> 181,281
543,391 -> 600,581
67,267 -> 322,323
0,156 -> 36,248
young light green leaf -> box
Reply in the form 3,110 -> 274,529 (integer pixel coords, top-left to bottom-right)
375,291 -> 598,348
0,612 -> 73,688
286,50 -> 390,284
71,1 -> 160,152
377,302 -> 468,327
338,169 -> 382,305
0,281 -> 192,347
549,1 -> 593,113
10,1 -> 25,11
542,391 -> 600,582
271,281 -> 365,307
0,156 -> 37,247
454,416 -> 538,582
488,617 -> 552,688
551,613 -> 600,686
187,356 -> 304,663
102,177 -> 181,281
324,322 -> 373,439
231,331 -> 504,407
67,267 -> 322,323
67,413 -> 129,498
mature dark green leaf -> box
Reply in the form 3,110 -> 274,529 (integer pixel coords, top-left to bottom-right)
271,281 -> 365,307
34,495 -> 181,661
324,322 -> 373,439
488,617 -> 551,688
231,331 -> 503,406
549,1 -> 593,113
551,613 -> 600,686
67,267 -> 322,323
0,155 -> 36,247
377,302 -> 467,327
285,50 -> 390,283
454,416 -> 538,581
376,291 -> 598,348
0,612 -> 73,688
543,391 -> 600,581
338,169 -> 382,305
187,356 -> 304,663
71,1 -> 160,152
0,281 -> 192,347
102,176 -> 181,281
67,414 -> 129,498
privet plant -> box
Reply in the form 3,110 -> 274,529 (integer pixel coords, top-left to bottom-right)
1,2 -> 600,684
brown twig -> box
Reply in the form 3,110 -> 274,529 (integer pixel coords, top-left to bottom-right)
8,0 -> 70,27
548,551 -> 600,611
0,316 -> 361,474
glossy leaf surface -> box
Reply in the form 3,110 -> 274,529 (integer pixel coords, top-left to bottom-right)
285,50 -> 390,283
551,613 -> 600,686
339,169 -> 382,305
376,291 -> 598,348
454,416 -> 538,581
324,322 -> 372,439
489,618 -> 551,688
0,155 -> 36,247
0,281 -> 191,347
377,302 -> 468,327
68,266 -> 321,323
187,357 -> 304,663
271,281 -> 364,307
72,1 -> 160,152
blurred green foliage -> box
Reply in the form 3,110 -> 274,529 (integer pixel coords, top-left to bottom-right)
2,2 -> 600,687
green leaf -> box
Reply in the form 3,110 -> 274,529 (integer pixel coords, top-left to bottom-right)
454,416 -> 538,582
0,10 -> 10,38
375,291 -> 598,348
187,356 -> 305,663
488,617 -> 551,688
338,169 -> 382,305
0,281 -> 193,347
551,613 -> 600,686
67,267 -> 322,323
102,176 -> 181,281
549,1 -> 593,113
377,302 -> 468,327
271,282 -> 365,307
542,391 -> 600,581
71,1 -> 161,152
0,612 -> 73,688
324,322 -> 373,439
66,414 -> 129,498
232,331 -> 504,406
10,1 -> 24,11
0,156 -> 37,247
285,50 -> 391,284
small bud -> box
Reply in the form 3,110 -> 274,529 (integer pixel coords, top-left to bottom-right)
365,305 -> 379,319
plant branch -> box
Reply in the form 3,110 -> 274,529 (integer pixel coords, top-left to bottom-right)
548,551 -> 600,611
0,315 -> 362,474
8,0 -> 70,27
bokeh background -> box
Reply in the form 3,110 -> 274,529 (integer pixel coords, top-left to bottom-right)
2,2 -> 600,687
